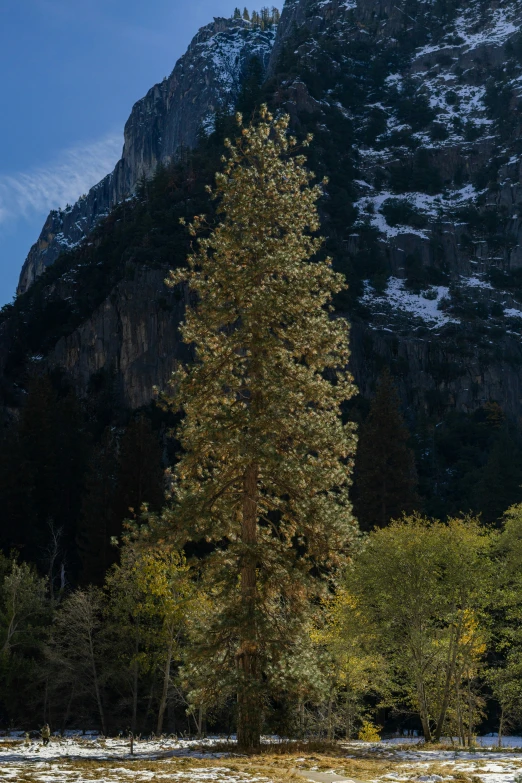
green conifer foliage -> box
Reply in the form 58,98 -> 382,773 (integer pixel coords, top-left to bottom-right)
236,57 -> 265,117
114,415 -> 164,522
157,107 -> 358,750
77,429 -> 119,586
479,428 -> 522,524
355,369 -> 419,530
1,375 -> 89,567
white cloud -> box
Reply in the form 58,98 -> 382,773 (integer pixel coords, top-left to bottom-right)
0,133 -> 122,225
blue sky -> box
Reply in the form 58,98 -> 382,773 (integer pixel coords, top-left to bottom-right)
0,0 -> 250,306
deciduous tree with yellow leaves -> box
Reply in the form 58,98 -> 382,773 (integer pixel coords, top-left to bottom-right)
339,516 -> 493,743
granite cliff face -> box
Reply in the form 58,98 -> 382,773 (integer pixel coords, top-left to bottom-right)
8,0 -> 522,420
49,268 -> 191,411
264,0 -> 522,416
17,17 -> 276,294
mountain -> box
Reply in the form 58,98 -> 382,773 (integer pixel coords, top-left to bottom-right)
2,0 -> 522,563
17,16 -> 277,294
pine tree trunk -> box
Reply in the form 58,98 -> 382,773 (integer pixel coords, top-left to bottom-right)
457,683 -> 464,746
237,463 -> 261,752
299,698 -> 305,738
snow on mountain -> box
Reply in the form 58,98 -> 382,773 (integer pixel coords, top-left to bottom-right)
17,18 -> 277,294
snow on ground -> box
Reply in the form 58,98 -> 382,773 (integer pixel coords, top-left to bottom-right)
362,277 -> 457,329
415,3 -> 520,60
463,275 -> 494,290
198,25 -> 276,95
453,6 -> 519,53
0,735 -> 257,783
0,733 -> 229,761
6,735 -> 522,783
504,307 -> 522,319
355,186 -> 481,240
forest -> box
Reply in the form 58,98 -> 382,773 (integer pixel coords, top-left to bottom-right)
1,46 -> 522,749
2,509 -> 522,745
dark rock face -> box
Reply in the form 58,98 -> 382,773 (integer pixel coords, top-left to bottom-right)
264,0 -> 522,417
48,268 -> 190,410
17,17 -> 276,294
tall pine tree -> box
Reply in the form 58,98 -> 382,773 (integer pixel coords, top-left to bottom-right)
355,369 -> 419,530
154,107 -> 358,750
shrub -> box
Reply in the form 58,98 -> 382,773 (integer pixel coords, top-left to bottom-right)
464,122 -> 481,142
445,90 -> 459,105
431,122 -> 449,141
381,198 -> 428,228
358,719 -> 382,742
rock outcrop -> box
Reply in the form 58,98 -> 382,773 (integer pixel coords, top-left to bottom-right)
17,17 -> 277,294
48,267 -> 190,410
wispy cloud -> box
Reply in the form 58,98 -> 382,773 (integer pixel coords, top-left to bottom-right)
0,133 -> 122,225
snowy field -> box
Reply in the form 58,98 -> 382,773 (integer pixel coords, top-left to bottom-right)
4,735 -> 522,783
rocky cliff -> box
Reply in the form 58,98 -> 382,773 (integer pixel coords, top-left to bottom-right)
8,0 -> 522,420
264,0 -> 522,416
17,17 -> 277,294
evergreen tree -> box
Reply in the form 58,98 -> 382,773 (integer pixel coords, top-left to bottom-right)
0,556 -> 49,726
478,428 -> 522,524
17,375 -> 58,549
236,56 -> 265,117
4,375 -> 90,569
0,426 -> 34,555
355,369 -> 419,530
51,390 -> 90,564
156,107 -> 358,749
114,415 -> 164,522
243,7 -> 250,20
76,429 -> 119,586
78,417 -> 163,586
234,7 -> 241,18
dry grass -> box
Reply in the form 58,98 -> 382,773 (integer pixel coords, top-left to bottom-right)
2,739 -> 522,783
0,738 -> 23,750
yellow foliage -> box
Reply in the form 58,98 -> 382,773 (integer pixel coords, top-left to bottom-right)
357,719 -> 381,742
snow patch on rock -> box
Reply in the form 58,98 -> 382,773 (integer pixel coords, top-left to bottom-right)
362,278 -> 458,329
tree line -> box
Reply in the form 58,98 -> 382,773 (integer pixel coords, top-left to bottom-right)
232,7 -> 281,27
4,507 -> 522,745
